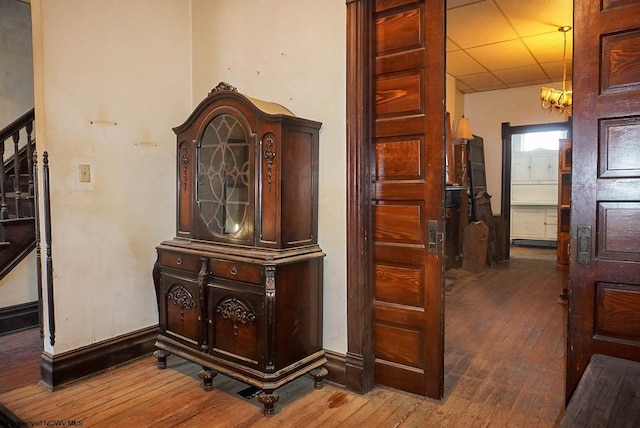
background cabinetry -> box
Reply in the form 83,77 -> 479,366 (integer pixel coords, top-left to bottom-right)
510,207 -> 558,241
557,139 -> 571,270
511,148 -> 559,243
512,150 -> 558,183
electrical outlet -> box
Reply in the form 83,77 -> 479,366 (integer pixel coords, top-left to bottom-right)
79,164 -> 91,182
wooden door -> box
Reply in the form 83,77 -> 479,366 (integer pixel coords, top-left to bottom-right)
373,0 -> 445,399
568,0 -> 640,401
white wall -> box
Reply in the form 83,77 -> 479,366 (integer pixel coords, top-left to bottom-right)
30,0 -> 348,357
31,0 -> 192,353
464,83 -> 569,214
1,253 -> 37,307
191,0 -> 347,353
446,73 -> 465,129
0,0 -> 33,129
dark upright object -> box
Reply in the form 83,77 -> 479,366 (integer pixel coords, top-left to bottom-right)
153,83 -> 325,416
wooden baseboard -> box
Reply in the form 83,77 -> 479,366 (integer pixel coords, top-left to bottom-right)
345,352 -> 364,392
37,327 -> 349,393
0,301 -> 39,336
324,349 -> 347,387
0,403 -> 22,428
40,325 -> 158,390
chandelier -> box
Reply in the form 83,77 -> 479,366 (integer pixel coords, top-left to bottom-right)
540,26 -> 572,116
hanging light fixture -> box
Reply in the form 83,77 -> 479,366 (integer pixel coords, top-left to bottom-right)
540,26 -> 572,116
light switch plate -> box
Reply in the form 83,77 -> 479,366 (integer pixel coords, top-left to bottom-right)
79,164 -> 91,182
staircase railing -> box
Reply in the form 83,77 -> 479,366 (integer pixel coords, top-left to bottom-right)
0,108 -> 35,223
0,109 -> 36,282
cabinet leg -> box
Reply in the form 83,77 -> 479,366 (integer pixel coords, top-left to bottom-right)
198,368 -> 217,391
258,390 -> 279,416
312,367 -> 328,389
153,349 -> 170,369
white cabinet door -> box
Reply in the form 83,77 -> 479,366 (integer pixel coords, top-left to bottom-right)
548,154 -> 558,181
512,151 -> 559,183
530,153 -> 559,182
512,154 -> 531,182
511,207 -> 558,241
511,208 -> 547,239
544,209 -> 558,240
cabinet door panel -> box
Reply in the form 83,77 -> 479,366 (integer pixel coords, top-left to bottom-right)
531,153 -> 552,181
208,284 -> 264,367
548,153 -> 559,181
161,275 -> 202,347
511,208 -> 547,239
512,154 -> 531,182
545,209 -> 558,240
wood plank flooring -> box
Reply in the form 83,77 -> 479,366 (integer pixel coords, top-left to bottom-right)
0,255 -> 567,427
0,327 -> 42,394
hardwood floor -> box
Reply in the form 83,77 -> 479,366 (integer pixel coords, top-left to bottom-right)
0,256 -> 567,427
0,328 -> 41,394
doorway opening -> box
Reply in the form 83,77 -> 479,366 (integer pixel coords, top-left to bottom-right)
500,122 -> 570,261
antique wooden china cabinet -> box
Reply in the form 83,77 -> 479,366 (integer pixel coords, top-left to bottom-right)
152,82 -> 326,415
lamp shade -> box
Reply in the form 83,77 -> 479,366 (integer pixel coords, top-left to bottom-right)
453,116 -> 473,140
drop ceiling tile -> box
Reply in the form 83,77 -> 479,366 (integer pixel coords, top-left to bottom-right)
455,80 -> 476,94
495,0 -> 573,37
493,64 -> 547,84
523,31 -> 573,64
457,72 -> 508,92
512,77 -> 554,88
466,40 -> 536,70
540,60 -> 573,81
447,1 -> 517,49
447,49 -> 487,76
447,37 -> 462,53
447,0 -> 485,9
446,0 -> 574,93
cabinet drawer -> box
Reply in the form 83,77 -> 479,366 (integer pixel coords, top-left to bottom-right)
210,259 -> 262,284
159,251 -> 202,273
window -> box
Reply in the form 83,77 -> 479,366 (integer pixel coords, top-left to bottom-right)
513,130 -> 568,152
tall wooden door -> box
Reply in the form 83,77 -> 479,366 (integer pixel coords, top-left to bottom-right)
372,0 -> 445,399
568,0 -> 640,401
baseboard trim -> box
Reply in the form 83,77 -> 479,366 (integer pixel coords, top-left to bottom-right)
40,325 -> 158,390
0,403 -> 22,428
324,349 -> 347,387
36,327 -> 350,393
0,301 -> 39,336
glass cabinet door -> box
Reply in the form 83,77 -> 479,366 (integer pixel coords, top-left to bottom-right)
197,114 -> 250,237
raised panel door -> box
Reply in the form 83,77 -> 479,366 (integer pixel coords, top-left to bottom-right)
568,0 -> 640,401
373,0 -> 445,399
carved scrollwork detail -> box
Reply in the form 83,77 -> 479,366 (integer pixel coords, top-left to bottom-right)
263,135 -> 277,191
216,298 -> 256,341
210,81 -> 238,94
265,266 -> 276,296
264,266 -> 276,371
180,143 -> 189,190
167,285 -> 196,324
